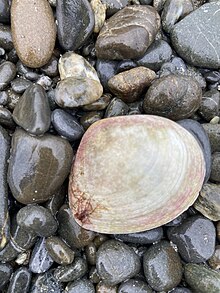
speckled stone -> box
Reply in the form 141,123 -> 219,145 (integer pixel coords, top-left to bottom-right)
171,2 -> 220,69
104,97 -> 129,117
143,241 -> 182,291
90,0 -> 106,33
203,124 -> 220,153
7,128 -> 73,204
208,245 -> 220,270
210,152 -> 220,182
0,61 -> 16,90
11,0 -> 56,68
95,5 -> 160,60
108,67 -> 156,103
143,75 -> 202,120
30,270 -> 63,293
96,240 -> 141,286
65,279 -> 95,293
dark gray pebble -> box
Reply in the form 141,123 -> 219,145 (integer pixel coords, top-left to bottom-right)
41,55 -> 58,77
184,263 -> 220,293
11,77 -> 32,94
0,90 -> 9,105
0,61 -> 16,90
56,0 -> 94,51
96,239 -> 141,286
199,90 -> 219,122
13,84 -> 51,135
66,278 -> 95,293
168,215 -> 216,263
159,56 -> 187,77
165,212 -> 188,226
104,97 -> 129,117
0,263 -> 13,289
82,94 -> 112,111
96,59 -> 118,91
8,128 -> 73,204
114,227 -> 163,245
57,204 -> 95,249
203,124 -> 220,153
24,71 -> 40,81
116,59 -> 137,73
89,266 -> 101,284
0,24 -> 13,50
29,238 -> 54,274
45,236 -> 75,265
177,119 -> 212,183
17,204 -> 58,237
7,89 -> 21,110
7,267 -> 32,293
204,70 -> 220,84
0,125 -> 10,249
136,40 -> 172,72
0,0 -> 10,24
52,109 -> 84,141
0,106 -> 16,129
54,257 -> 88,282
102,0 -> 128,16
172,288 -> 192,293
30,270 -> 63,293
210,152 -> 220,182
0,216 -> 37,262
143,240 -> 182,291
118,279 -> 153,293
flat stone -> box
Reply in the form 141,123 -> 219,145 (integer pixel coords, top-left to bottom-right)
7,128 -> 73,204
143,74 -> 202,120
11,0 -> 56,68
56,0 -> 94,51
171,2 -> 220,69
108,67 -> 156,103
95,5 -> 160,60
13,84 -> 51,135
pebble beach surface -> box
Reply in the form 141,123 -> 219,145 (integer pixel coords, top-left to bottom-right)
0,0 -> 220,292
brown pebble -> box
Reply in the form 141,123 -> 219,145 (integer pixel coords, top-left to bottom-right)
208,245 -> 220,270
96,281 -> 117,293
108,67 -> 156,103
11,0 -> 56,68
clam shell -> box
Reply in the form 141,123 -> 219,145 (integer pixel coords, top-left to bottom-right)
68,115 -> 205,234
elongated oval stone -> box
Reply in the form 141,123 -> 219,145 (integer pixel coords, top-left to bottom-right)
11,0 -> 56,68
56,0 -> 94,51
8,129 -> 73,204
95,5 -> 160,60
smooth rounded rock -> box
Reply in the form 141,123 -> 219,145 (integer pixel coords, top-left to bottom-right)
80,111 -> 103,129
90,0 -> 106,33
208,245 -> 220,270
96,59 -> 118,91
56,0 -> 94,51
51,109 -> 84,141
136,40 -> 172,72
143,75 -> 202,120
0,61 -> 16,90
184,263 -> 220,293
7,267 -> 32,293
167,215 -> 216,263
54,257 -> 88,282
0,106 -> 15,129
11,0 -> 56,68
108,67 -> 156,103
57,204 -> 95,249
17,204 -> 58,237
46,236 -> 75,265
102,0 -> 128,16
13,84 -> 51,135
171,2 -> 220,69
0,24 -> 13,50
203,124 -> 220,153
0,0 -> 10,23
143,241 -> 182,291
96,240 -> 141,286
29,237 -> 54,274
199,90 -> 220,122
7,128 -> 73,204
11,77 -> 32,94
104,97 -> 129,117
95,5 -> 160,60
30,270 -> 63,293
65,279 -> 95,293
